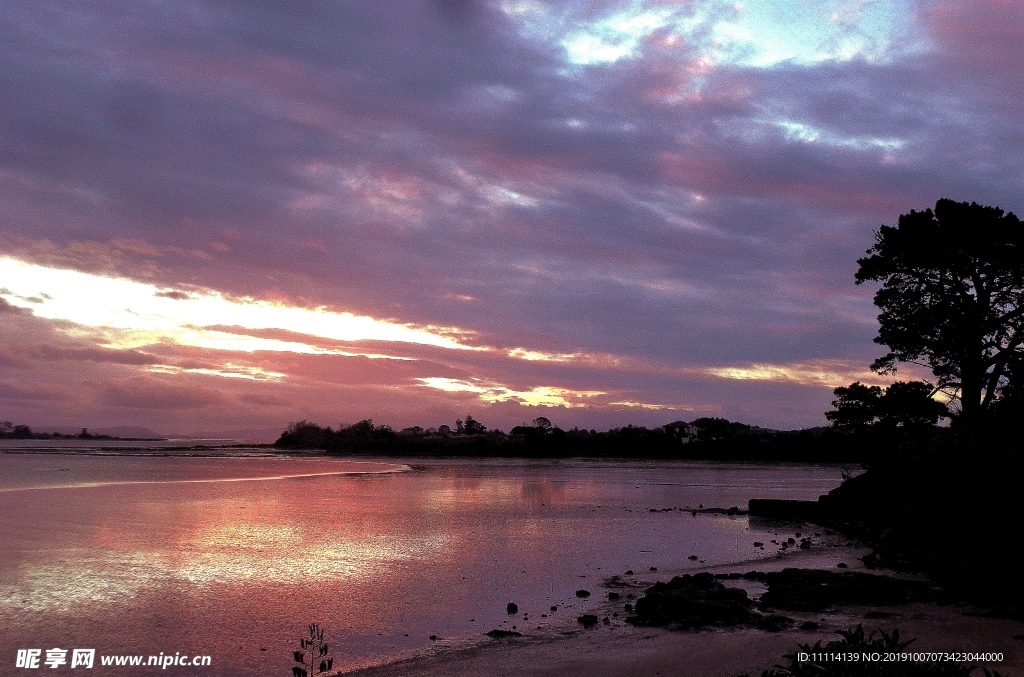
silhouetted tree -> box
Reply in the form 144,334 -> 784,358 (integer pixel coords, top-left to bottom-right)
856,199 -> 1024,426
690,417 -> 752,441
876,380 -> 948,429
328,419 -> 396,451
275,421 -> 331,449
461,415 -> 487,435
826,382 -> 883,433
827,380 -> 947,432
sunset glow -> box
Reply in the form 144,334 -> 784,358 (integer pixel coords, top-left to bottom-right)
1,0 -> 1019,435
0,257 -> 473,353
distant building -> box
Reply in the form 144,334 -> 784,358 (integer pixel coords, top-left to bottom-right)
662,420 -> 697,443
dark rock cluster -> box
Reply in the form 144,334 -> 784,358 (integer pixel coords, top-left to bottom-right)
759,568 -> 933,612
625,572 -> 767,629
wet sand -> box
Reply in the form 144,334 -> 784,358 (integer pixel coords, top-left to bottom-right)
339,609 -> 1024,677
338,542 -> 1024,677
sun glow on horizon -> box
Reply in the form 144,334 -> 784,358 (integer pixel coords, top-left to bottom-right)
703,360 -> 904,388
416,377 -> 607,408
0,257 -> 477,357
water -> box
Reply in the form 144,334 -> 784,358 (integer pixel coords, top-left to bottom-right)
0,449 -> 849,675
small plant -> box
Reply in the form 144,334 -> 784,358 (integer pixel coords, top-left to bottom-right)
291,623 -> 333,677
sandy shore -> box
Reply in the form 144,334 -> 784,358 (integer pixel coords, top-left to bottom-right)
336,538 -> 1024,677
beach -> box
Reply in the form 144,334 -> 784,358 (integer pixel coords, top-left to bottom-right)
341,609 -> 1024,677
340,541 -> 1024,677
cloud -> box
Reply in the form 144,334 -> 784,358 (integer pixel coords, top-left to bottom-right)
1,0 -> 1020,431
98,376 -> 228,410
0,380 -> 70,402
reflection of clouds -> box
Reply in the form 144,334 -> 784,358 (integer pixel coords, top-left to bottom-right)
175,530 -> 447,585
0,551 -> 169,613
0,525 -> 448,614
423,476 -> 568,510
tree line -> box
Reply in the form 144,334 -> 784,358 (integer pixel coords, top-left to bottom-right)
274,415 -> 870,462
0,421 -> 115,440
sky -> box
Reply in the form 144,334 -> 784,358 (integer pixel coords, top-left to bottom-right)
1,0 -> 1022,439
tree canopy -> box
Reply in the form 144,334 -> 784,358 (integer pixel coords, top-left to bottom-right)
826,381 -> 948,432
855,199 -> 1024,425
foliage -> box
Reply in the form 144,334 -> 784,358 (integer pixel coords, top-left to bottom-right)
690,417 -> 754,441
826,381 -> 948,432
759,625 -> 1000,677
856,199 -> 1024,425
291,623 -> 332,677
276,420 -> 333,449
272,417 -> 868,463
0,421 -> 122,441
0,422 -> 35,439
456,415 -> 487,435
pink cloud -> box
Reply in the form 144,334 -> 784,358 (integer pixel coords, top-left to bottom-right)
98,376 -> 228,410
928,0 -> 1024,83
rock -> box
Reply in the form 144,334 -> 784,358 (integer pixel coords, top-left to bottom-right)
837,563 -> 848,568
506,602 -> 518,614
575,589 -> 591,598
649,567 -> 658,572
608,592 -> 620,600
754,614 -> 794,632
759,568 -> 933,612
624,603 -> 633,612
486,629 -> 522,638
753,542 -> 764,547
429,635 -> 438,641
577,614 -> 599,628
602,617 -> 611,625
550,605 -> 558,612
625,572 -> 759,629
688,555 -> 698,560
624,569 -> 634,575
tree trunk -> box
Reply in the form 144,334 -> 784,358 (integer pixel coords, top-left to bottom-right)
959,350 -> 983,429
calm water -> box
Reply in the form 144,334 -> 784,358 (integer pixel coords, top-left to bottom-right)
0,450 -> 848,675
